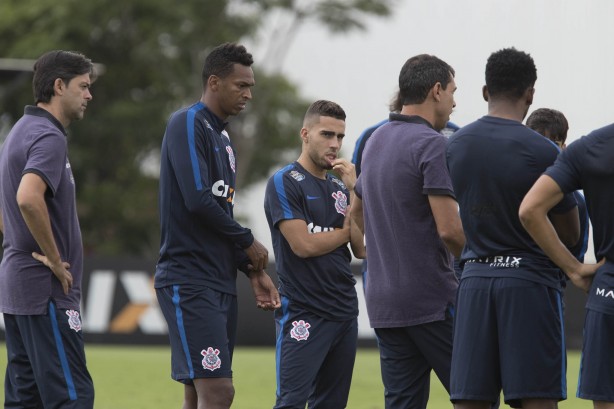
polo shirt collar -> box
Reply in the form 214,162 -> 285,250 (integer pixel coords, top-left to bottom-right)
25,106 -> 67,136
389,113 -> 435,130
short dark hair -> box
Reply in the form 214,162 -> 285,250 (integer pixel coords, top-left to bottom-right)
33,50 -> 94,104
526,108 -> 569,145
202,42 -> 253,87
485,48 -> 537,99
303,100 -> 346,126
399,54 -> 455,105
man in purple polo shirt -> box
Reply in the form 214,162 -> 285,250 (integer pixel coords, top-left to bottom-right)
352,54 -> 465,408
0,50 -> 95,408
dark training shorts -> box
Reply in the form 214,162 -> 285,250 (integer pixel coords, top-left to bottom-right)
451,276 -> 566,408
274,296 -> 357,409
577,308 -> 614,401
3,300 -> 94,409
156,285 -> 237,383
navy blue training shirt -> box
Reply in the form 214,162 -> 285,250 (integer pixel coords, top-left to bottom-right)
545,123 -> 614,262
446,116 -> 577,289
155,102 -> 253,295
264,161 -> 358,321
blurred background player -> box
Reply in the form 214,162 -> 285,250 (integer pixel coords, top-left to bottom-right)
353,54 -> 464,409
264,100 -> 365,408
526,108 -> 589,263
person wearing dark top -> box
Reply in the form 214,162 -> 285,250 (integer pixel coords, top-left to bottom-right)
520,123 -> 614,409
265,100 -> 365,409
352,54 -> 465,409
526,107 -> 589,262
447,48 -> 579,409
352,93 -> 463,287
0,50 -> 95,409
154,42 -> 280,409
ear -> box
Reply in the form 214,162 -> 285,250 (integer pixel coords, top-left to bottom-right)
300,127 -> 309,143
482,85 -> 489,102
207,75 -> 220,92
432,82 -> 442,102
525,87 -> 535,105
53,78 -> 64,96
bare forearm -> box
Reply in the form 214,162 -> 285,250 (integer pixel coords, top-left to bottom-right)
291,228 -> 350,258
520,209 -> 580,275
18,198 -> 62,265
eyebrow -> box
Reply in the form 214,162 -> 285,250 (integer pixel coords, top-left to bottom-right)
321,130 -> 345,137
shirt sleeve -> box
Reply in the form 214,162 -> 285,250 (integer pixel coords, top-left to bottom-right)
420,133 -> 456,198
545,140 -> 583,194
265,171 -> 307,229
23,131 -> 67,197
165,110 -> 253,248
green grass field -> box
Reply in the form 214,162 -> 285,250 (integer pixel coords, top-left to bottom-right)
0,344 -> 592,408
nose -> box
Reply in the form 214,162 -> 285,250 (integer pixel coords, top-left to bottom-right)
85,89 -> 93,100
244,88 -> 252,100
330,137 -> 341,150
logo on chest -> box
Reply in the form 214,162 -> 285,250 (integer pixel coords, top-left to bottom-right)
331,191 -> 348,216
226,146 -> 235,173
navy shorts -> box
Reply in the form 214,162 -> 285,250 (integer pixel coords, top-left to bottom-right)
274,296 -> 357,409
451,277 -> 566,408
374,305 -> 454,409
3,300 -> 94,409
577,309 -> 614,401
156,285 -> 237,383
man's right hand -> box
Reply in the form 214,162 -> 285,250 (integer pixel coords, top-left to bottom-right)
32,251 -> 73,295
244,239 -> 269,272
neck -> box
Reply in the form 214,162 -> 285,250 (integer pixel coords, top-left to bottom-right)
400,105 -> 435,128
201,93 -> 227,121
37,102 -> 69,128
487,99 -> 528,123
297,154 -> 327,179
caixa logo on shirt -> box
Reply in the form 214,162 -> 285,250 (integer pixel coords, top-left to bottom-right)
307,222 -> 335,234
212,180 -> 235,205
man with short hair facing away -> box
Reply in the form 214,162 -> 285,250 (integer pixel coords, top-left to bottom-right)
0,50 -> 95,408
526,108 -> 589,263
351,54 -> 464,409
264,100 -> 365,409
446,48 -> 580,409
155,42 -> 280,409
520,116 -> 614,408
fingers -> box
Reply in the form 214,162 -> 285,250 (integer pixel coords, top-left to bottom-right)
31,252 -> 73,294
31,251 -> 45,263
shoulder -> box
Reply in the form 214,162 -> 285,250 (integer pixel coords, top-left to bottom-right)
268,163 -> 302,187
327,174 -> 349,192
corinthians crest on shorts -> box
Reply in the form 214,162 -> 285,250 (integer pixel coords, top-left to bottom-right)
201,347 -> 222,371
66,310 -> 82,332
290,320 -> 311,341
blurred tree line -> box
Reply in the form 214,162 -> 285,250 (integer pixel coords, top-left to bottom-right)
0,0 -> 393,257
